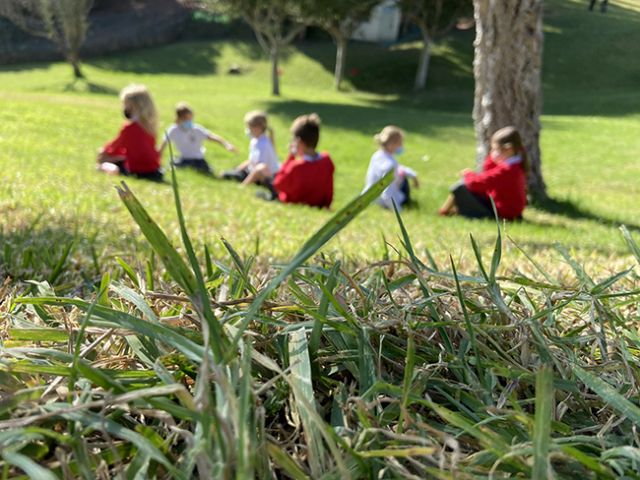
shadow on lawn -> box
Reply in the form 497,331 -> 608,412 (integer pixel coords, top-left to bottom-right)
264,99 -> 470,136
63,79 -> 119,95
293,1 -> 640,117
90,41 -> 222,75
533,197 -> 640,233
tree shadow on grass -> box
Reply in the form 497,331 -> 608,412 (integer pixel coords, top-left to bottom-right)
294,30 -> 474,105
532,197 -> 640,233
90,41 -> 221,75
63,80 -> 119,95
263,99 -> 470,136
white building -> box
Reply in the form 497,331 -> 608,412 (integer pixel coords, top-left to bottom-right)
352,0 -> 402,43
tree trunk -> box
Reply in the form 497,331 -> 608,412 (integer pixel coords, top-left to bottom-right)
68,51 -> 84,79
473,0 -> 547,202
270,46 -> 280,96
414,30 -> 431,91
334,35 -> 347,91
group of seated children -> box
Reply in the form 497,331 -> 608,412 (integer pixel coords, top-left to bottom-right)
97,84 -> 527,220
97,84 -> 334,209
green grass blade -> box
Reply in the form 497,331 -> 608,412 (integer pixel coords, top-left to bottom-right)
116,182 -> 197,295
532,364 -> 554,480
573,365 -> 640,426
621,225 -> 640,264
267,442 -> 309,480
2,450 -> 59,480
228,170 -> 394,354
289,327 -> 325,477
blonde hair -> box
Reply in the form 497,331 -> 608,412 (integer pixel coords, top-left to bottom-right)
375,126 -> 404,147
244,110 -> 274,145
120,84 -> 158,137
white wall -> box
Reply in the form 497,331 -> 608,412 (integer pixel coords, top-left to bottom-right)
352,0 -> 401,43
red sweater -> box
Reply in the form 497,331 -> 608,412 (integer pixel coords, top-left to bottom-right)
464,154 -> 527,220
103,122 -> 160,174
273,153 -> 334,208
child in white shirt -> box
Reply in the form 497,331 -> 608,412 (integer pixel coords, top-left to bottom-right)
159,102 -> 236,174
363,126 -> 419,210
222,111 -> 280,185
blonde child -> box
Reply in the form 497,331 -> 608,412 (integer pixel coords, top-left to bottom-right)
96,84 -> 163,181
363,126 -> 419,210
159,102 -> 236,175
222,111 -> 279,185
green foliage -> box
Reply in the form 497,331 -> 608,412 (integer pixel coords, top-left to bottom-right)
2,175 -> 640,476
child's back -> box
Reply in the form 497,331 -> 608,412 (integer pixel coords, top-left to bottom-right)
274,153 -> 334,208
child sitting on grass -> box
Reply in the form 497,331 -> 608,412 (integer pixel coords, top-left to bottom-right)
96,84 -> 163,182
269,113 -> 334,208
363,126 -> 419,210
222,110 -> 280,185
438,126 -> 528,220
159,102 -> 236,175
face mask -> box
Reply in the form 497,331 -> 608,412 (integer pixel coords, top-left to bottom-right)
123,109 -> 133,120
181,120 -> 193,130
395,146 -> 404,156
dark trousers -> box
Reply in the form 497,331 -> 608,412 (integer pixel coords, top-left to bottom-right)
173,158 -> 212,175
451,182 -> 494,219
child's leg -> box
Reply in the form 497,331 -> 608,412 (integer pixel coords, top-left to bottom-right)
96,152 -> 126,175
98,162 -> 123,175
439,194 -> 457,215
400,177 -> 411,205
222,167 -> 249,182
242,164 -> 271,186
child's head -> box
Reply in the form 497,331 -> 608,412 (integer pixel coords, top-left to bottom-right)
244,110 -> 268,137
290,113 -> 321,154
120,84 -> 157,136
490,126 -> 529,172
375,126 -> 404,154
490,126 -> 523,158
175,102 -> 194,123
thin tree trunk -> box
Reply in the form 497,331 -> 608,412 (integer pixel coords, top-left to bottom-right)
68,52 -> 84,79
270,46 -> 280,96
473,0 -> 547,202
414,31 -> 431,91
334,35 -> 347,91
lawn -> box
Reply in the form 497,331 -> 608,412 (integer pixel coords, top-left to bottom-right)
1,1 -> 640,478
1,0 -> 639,289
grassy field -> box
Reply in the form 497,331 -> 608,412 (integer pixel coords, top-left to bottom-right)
1,1 -> 640,478
1,0 -> 640,290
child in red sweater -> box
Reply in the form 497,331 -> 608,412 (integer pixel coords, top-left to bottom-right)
439,126 -> 528,220
270,113 -> 334,208
96,84 -> 163,182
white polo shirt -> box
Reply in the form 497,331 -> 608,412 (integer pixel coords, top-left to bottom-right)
363,149 -> 417,209
248,134 -> 280,175
166,124 -> 210,160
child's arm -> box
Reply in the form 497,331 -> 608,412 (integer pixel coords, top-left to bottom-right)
398,165 -> 419,188
207,132 -> 237,152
